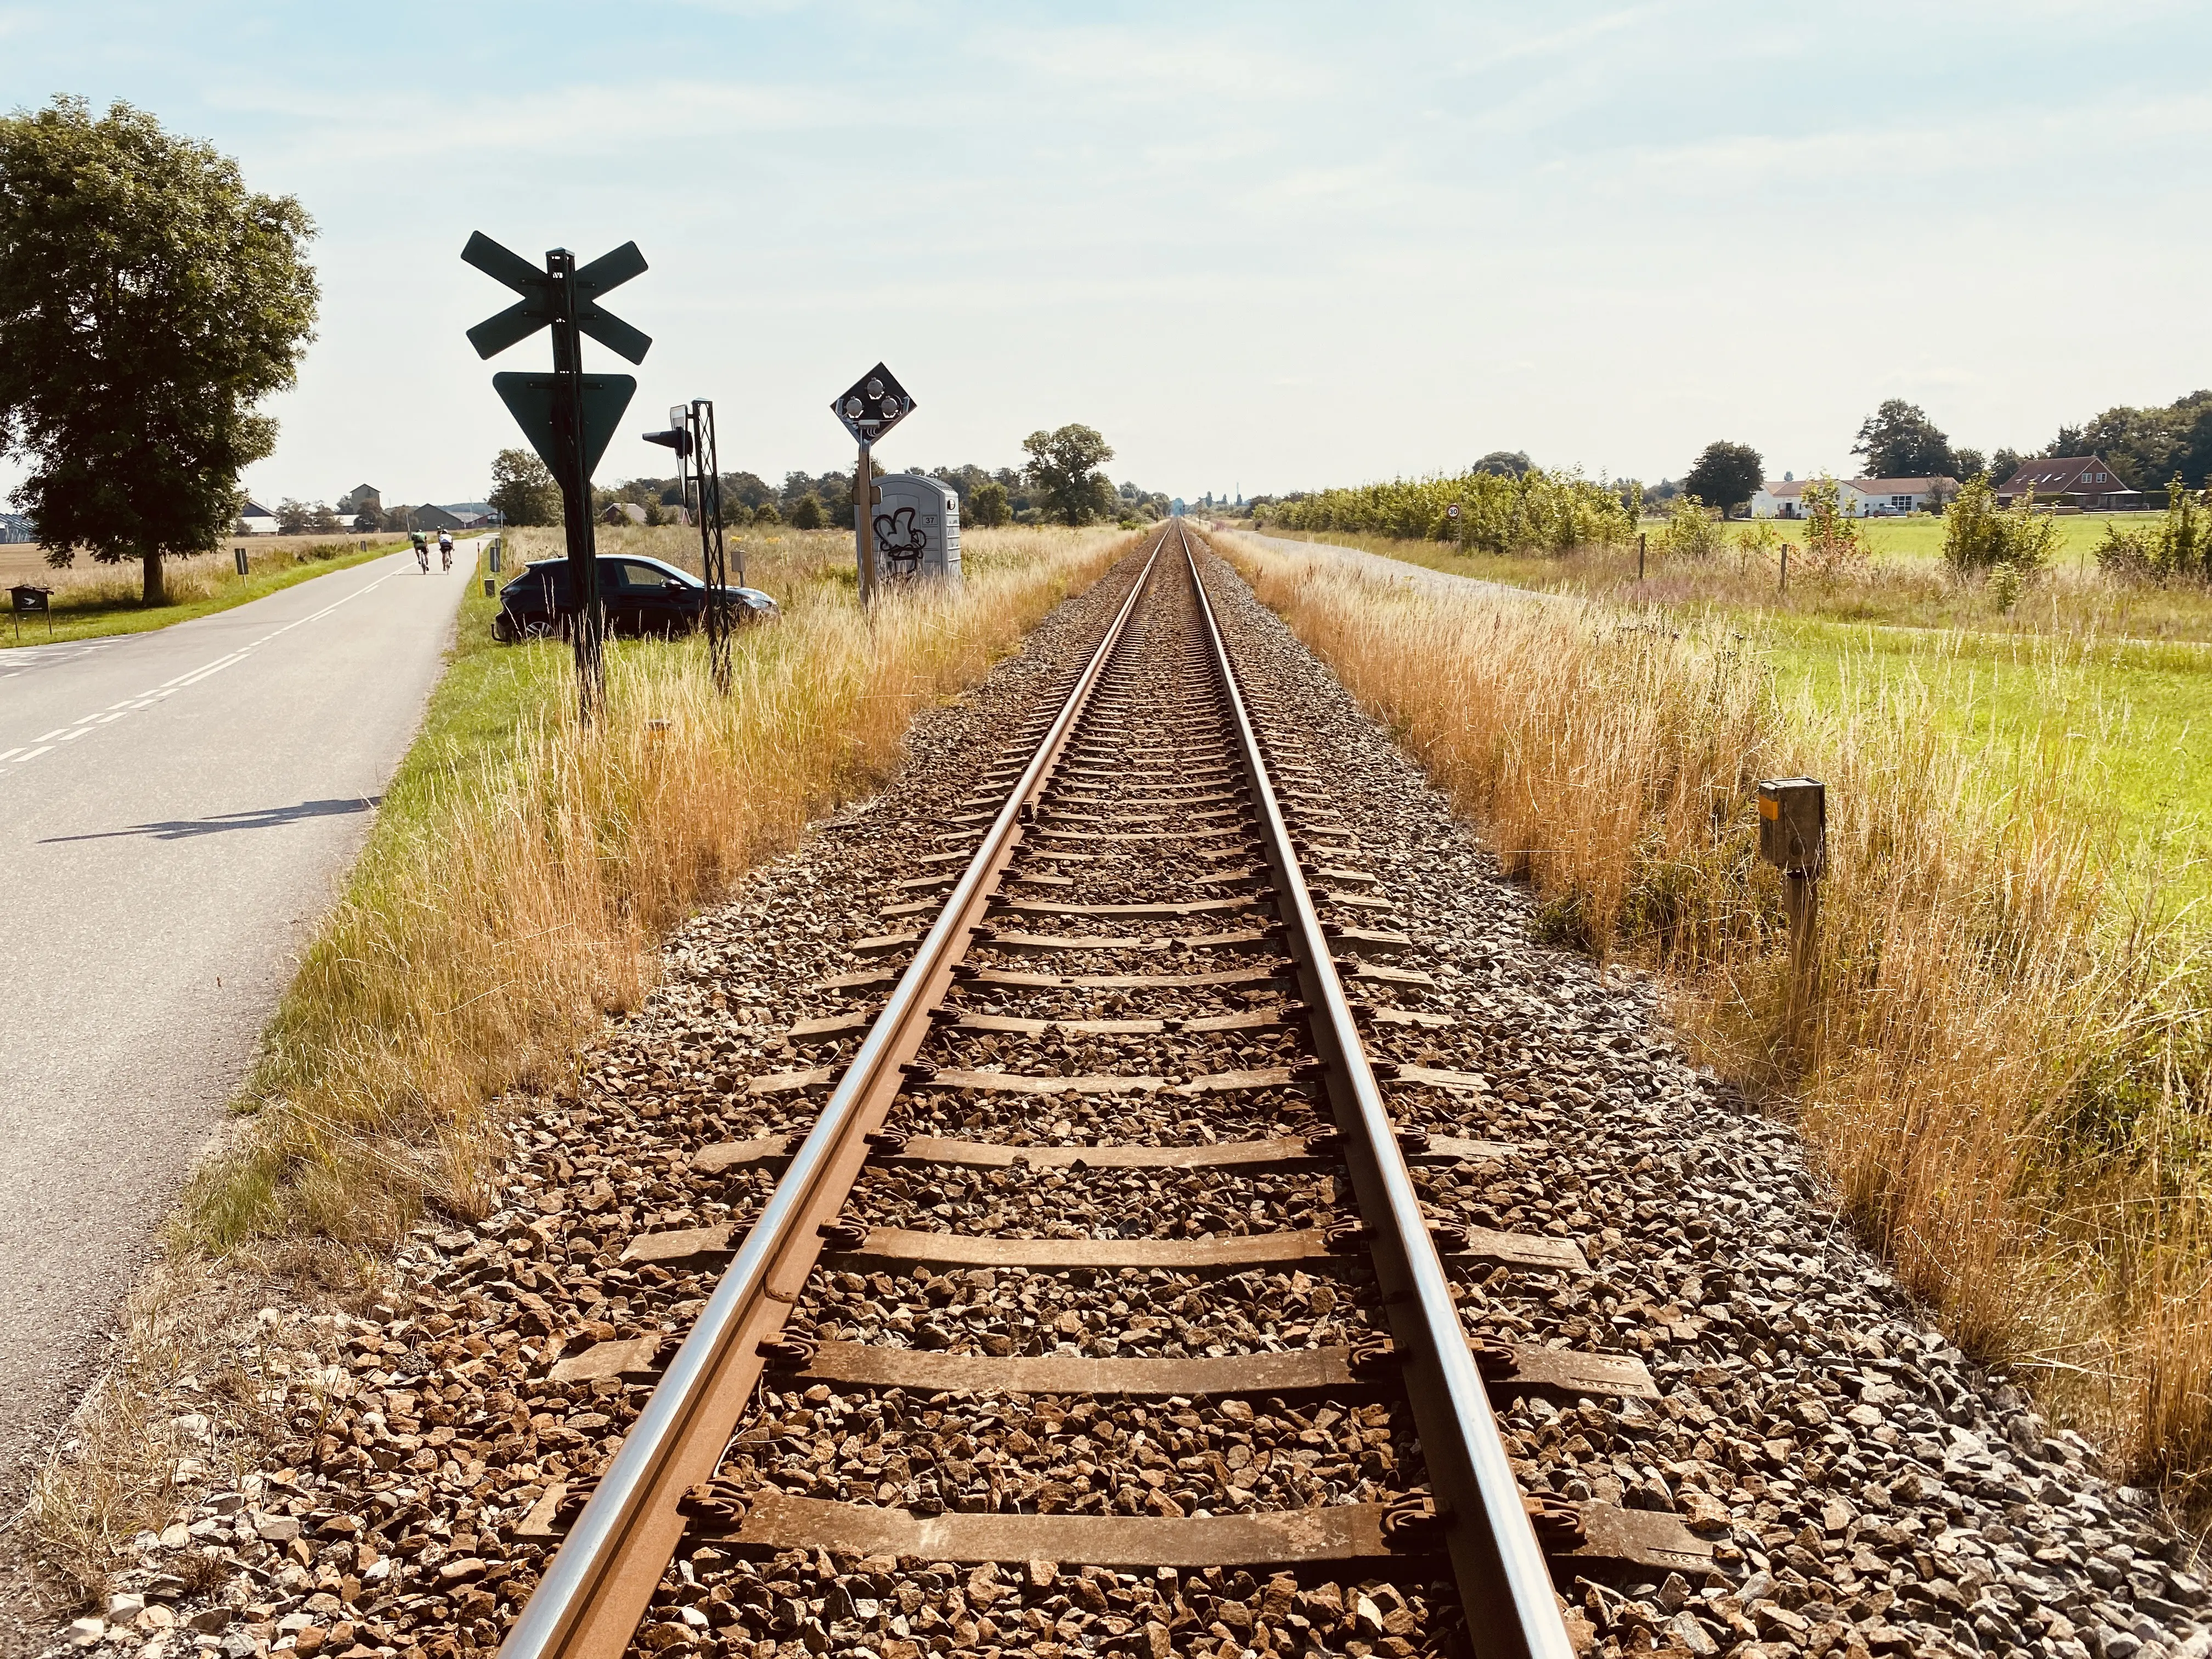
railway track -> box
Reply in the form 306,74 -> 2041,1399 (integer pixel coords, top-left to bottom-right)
500,523 -> 1711,1659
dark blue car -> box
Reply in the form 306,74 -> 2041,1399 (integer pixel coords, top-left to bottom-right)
492,555 -> 778,642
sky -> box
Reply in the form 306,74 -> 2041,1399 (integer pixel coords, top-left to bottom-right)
3,0 -> 2210,510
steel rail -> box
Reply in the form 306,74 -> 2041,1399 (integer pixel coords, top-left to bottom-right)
500,531 -> 1170,1659
1178,524 -> 1575,1659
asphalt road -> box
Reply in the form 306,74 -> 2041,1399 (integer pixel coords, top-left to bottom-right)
0,546 -> 477,1478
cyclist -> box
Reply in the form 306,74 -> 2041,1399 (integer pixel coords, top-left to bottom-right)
438,529 -> 454,571
411,530 -> 428,573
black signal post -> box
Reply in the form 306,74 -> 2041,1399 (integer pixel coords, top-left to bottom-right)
463,232 -> 652,722
645,400 -> 735,695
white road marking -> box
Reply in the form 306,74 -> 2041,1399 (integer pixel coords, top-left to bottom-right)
0,556 -> 441,781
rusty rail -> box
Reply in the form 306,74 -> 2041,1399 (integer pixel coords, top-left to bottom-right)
497,532 -> 1169,1659
1179,522 -> 1575,1659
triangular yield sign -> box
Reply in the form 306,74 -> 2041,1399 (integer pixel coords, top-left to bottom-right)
492,372 -> 638,483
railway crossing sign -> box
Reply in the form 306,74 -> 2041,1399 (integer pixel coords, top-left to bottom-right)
831,363 -> 914,444
464,234 -> 651,365
462,231 -> 654,720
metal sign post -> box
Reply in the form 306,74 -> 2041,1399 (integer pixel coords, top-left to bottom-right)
830,363 -> 915,607
462,232 -> 653,724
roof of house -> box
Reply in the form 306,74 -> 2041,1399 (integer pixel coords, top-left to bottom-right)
1997,456 -> 2142,495
240,501 -> 274,516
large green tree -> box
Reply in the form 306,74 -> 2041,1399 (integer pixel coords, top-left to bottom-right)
1681,440 -> 1765,517
0,98 -> 318,604
488,448 -> 560,526
1022,424 -> 1116,524
1851,399 -> 1956,479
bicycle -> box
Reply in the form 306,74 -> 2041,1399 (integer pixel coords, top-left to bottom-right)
439,538 -> 453,572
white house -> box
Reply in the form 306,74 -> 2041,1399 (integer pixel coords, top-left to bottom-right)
1751,475 -> 1959,519
237,500 -> 280,534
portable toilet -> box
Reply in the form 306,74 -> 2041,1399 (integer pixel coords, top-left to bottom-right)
870,473 -> 961,586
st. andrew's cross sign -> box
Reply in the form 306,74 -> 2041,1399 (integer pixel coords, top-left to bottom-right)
462,231 -> 652,714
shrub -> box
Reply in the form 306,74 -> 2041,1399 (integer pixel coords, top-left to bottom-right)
1736,521 -> 1784,557
1988,561 -> 2026,613
1656,493 -> 1725,559
1266,465 -> 1632,555
791,493 -> 825,531
752,503 -> 781,526
2096,523 -> 2157,581
2149,476 -> 2210,581
1798,477 -> 1868,584
1944,476 -> 2058,575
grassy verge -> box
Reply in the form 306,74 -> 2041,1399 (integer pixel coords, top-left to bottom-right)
1212,525 -> 2212,1500
187,523 -> 1135,1249
1,538 -> 408,648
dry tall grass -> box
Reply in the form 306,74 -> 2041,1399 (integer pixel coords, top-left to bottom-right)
1254,524 -> 2212,646
1213,527 -> 2212,1496
193,526 -> 1133,1248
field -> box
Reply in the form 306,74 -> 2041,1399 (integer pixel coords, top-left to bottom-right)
0,535 -> 403,647
1217,523 -> 2212,1498
1709,509 -> 2163,568
1767,622 -> 2212,888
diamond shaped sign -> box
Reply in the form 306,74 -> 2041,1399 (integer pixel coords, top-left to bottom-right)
831,363 -> 915,444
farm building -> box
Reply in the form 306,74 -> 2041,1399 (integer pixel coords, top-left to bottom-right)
1750,476 -> 1960,518
237,500 -> 280,533
1995,456 -> 2143,511
0,512 -> 35,544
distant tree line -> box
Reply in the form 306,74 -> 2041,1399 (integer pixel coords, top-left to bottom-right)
1826,391 -> 2212,497
489,422 -> 1171,534
1657,390 -> 2212,529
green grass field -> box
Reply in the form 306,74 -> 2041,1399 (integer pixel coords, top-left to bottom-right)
1763,619 -> 2212,896
1737,510 -> 2165,570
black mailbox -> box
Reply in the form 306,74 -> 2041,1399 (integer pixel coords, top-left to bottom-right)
1757,778 -> 1825,876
